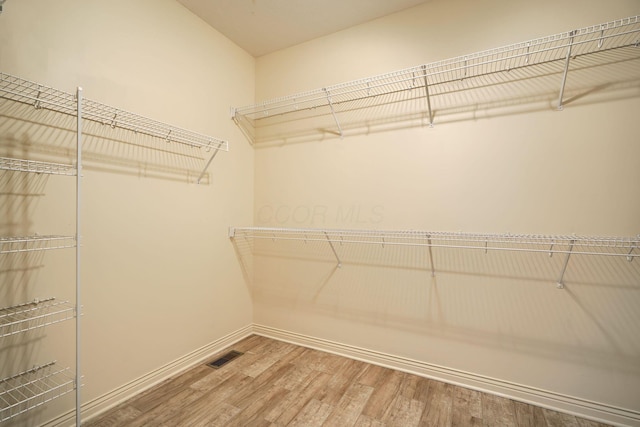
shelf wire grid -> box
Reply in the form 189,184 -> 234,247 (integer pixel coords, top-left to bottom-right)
0,235 -> 76,254
230,227 -> 640,259
0,298 -> 75,338
0,362 -> 75,423
232,15 -> 640,141
0,72 -> 228,152
0,157 -> 76,176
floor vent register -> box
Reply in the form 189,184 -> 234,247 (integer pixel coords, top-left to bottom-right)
206,350 -> 243,369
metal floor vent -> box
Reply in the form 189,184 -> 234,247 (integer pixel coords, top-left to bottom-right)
206,350 -> 243,369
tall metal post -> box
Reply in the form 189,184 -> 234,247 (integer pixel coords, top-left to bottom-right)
75,87 -> 82,426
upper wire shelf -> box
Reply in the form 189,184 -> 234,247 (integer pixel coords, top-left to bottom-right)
0,157 -> 76,176
0,298 -> 75,339
0,235 -> 76,254
0,72 -> 229,152
0,362 -> 75,423
232,15 -> 640,143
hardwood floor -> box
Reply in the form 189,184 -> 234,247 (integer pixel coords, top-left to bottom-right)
84,335 -> 610,427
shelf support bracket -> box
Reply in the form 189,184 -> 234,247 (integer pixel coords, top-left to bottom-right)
421,65 -> 434,127
34,85 -> 42,109
627,244 -> 636,262
427,234 -> 435,277
557,30 -> 576,110
556,239 -> 575,289
196,148 -> 219,185
324,231 -> 342,268
323,88 -> 343,138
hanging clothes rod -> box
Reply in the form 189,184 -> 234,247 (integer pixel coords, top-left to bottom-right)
229,227 -> 639,259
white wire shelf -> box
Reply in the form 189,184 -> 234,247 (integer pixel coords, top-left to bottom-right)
0,157 -> 76,176
0,298 -> 75,339
229,226 -> 639,288
0,362 -> 75,423
232,15 -> 640,143
230,226 -> 639,256
0,72 -> 228,174
0,235 -> 76,254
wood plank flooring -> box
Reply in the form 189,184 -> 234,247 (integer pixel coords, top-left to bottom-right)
84,335 -> 610,427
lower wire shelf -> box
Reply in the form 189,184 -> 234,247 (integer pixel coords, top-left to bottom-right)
0,362 -> 75,423
0,298 -> 75,338
0,235 -> 77,254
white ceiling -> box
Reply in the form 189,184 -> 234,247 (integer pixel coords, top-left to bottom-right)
176,0 -> 430,57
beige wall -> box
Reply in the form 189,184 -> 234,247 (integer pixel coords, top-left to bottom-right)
1,0 -> 254,424
252,0 -> 640,423
2,0 -> 639,425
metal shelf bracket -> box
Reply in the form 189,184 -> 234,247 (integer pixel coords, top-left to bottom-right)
197,146 -> 220,184
324,231 -> 342,268
421,65 -> 434,127
323,88 -> 344,138
427,234 -> 435,277
556,239 -> 575,289
557,30 -> 577,110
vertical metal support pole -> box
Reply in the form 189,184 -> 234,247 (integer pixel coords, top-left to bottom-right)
75,87 -> 82,426
556,239 -> 575,289
427,234 -> 435,277
324,232 -> 342,268
323,88 -> 343,138
557,30 -> 576,110
421,65 -> 434,127
196,149 -> 219,184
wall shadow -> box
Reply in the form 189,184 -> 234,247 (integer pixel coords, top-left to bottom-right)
231,236 -> 640,377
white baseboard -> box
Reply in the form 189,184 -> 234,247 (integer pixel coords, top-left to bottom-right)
252,324 -> 640,427
43,323 -> 640,427
44,324 -> 253,427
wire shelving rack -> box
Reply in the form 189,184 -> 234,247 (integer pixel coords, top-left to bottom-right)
232,15 -> 640,144
1,83 -> 83,424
